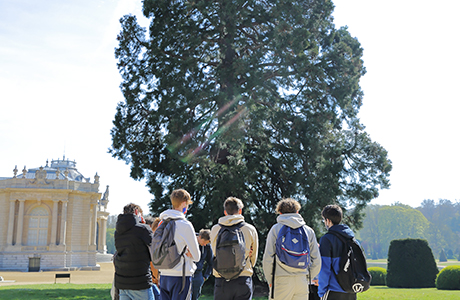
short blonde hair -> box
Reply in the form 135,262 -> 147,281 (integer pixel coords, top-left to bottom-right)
276,198 -> 301,214
170,189 -> 192,208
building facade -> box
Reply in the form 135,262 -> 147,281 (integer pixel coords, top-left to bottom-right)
0,158 -> 109,271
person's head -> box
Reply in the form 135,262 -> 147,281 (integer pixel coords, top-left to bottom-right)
170,189 -> 193,211
123,203 -> 142,215
197,229 -> 211,246
223,197 -> 244,215
144,215 -> 154,226
321,204 -> 343,226
276,198 -> 301,214
151,217 -> 161,232
123,203 -> 144,222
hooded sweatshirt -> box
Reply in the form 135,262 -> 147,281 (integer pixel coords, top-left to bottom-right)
262,213 -> 321,285
157,209 -> 200,277
318,223 -> 356,297
114,213 -> 154,290
210,214 -> 259,278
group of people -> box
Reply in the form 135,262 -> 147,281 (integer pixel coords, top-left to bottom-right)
112,188 -> 359,300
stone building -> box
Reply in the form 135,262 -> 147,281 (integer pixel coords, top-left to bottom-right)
0,157 -> 109,271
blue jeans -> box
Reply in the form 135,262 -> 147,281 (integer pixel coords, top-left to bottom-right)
152,284 -> 161,300
119,288 -> 154,300
192,272 -> 204,300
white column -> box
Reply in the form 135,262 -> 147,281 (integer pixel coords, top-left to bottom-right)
99,217 -> 107,253
15,200 -> 25,246
50,200 -> 59,246
92,204 -> 98,246
59,201 -> 68,246
6,200 -> 15,245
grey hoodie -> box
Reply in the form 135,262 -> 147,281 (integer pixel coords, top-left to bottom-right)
262,213 -> 321,285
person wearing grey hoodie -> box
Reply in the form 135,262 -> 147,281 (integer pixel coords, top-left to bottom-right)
262,198 -> 321,300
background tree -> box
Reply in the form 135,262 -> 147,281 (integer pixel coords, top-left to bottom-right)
357,203 -> 429,258
417,199 -> 460,257
111,0 -> 391,277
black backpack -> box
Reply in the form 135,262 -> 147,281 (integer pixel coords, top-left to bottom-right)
327,230 -> 371,293
213,222 -> 247,281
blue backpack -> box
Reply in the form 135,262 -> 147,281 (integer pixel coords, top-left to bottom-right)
271,225 -> 311,299
275,225 -> 311,269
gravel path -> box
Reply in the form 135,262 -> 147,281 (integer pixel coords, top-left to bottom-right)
0,262 -> 114,286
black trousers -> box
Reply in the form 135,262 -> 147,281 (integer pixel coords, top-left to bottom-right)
213,276 -> 253,300
321,291 -> 357,300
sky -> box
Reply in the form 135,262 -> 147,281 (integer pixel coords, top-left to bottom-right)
0,0 -> 459,216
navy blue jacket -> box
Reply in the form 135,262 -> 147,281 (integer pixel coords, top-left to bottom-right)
114,213 -> 154,290
194,234 -> 213,279
318,224 -> 356,297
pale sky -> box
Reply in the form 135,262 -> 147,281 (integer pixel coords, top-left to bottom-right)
1,0 -> 459,216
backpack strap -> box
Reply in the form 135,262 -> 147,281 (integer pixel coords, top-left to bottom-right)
179,245 -> 187,294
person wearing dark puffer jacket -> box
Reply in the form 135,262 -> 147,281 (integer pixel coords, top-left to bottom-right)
114,203 -> 155,300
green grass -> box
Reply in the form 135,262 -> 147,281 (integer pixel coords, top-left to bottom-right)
366,259 -> 460,270
358,287 -> 460,300
0,283 -> 112,300
1,284 -> 460,300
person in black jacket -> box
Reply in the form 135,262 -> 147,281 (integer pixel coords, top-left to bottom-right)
114,203 -> 155,300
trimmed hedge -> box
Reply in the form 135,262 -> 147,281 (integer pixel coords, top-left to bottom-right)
368,267 -> 386,285
436,265 -> 460,290
386,238 -> 438,288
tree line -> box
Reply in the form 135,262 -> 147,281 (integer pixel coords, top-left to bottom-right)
357,200 -> 460,259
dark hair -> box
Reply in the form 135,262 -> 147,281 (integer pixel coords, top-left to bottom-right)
144,215 -> 155,225
199,229 -> 211,241
276,198 -> 301,214
322,204 -> 343,225
123,203 -> 141,215
224,197 -> 244,215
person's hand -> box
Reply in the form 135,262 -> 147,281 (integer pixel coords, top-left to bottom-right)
312,279 -> 319,286
185,248 -> 193,258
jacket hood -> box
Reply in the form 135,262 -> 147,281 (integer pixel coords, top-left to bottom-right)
218,214 -> 245,226
159,209 -> 186,221
276,213 -> 305,229
328,224 -> 355,239
116,213 -> 139,235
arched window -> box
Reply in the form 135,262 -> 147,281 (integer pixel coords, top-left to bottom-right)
27,207 -> 49,246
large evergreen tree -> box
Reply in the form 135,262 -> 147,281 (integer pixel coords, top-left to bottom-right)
111,0 -> 391,252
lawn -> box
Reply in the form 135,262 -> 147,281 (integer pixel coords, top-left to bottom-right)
1,285 -> 460,300
0,283 -> 112,300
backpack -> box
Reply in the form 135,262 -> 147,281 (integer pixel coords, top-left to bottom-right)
213,222 -> 247,281
327,230 -> 372,293
275,225 -> 311,269
271,225 -> 311,299
150,218 -> 187,292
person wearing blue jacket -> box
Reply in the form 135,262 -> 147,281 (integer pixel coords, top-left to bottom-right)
318,205 -> 357,300
191,229 -> 213,300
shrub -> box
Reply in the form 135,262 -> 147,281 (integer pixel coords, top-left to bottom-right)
440,249 -> 448,262
386,238 -> 438,288
368,267 -> 386,285
436,265 -> 460,290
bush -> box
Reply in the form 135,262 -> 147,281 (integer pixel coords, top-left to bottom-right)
436,265 -> 460,290
368,267 -> 386,285
386,238 -> 438,288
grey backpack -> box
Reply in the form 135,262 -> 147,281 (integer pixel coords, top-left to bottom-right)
150,218 -> 187,292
